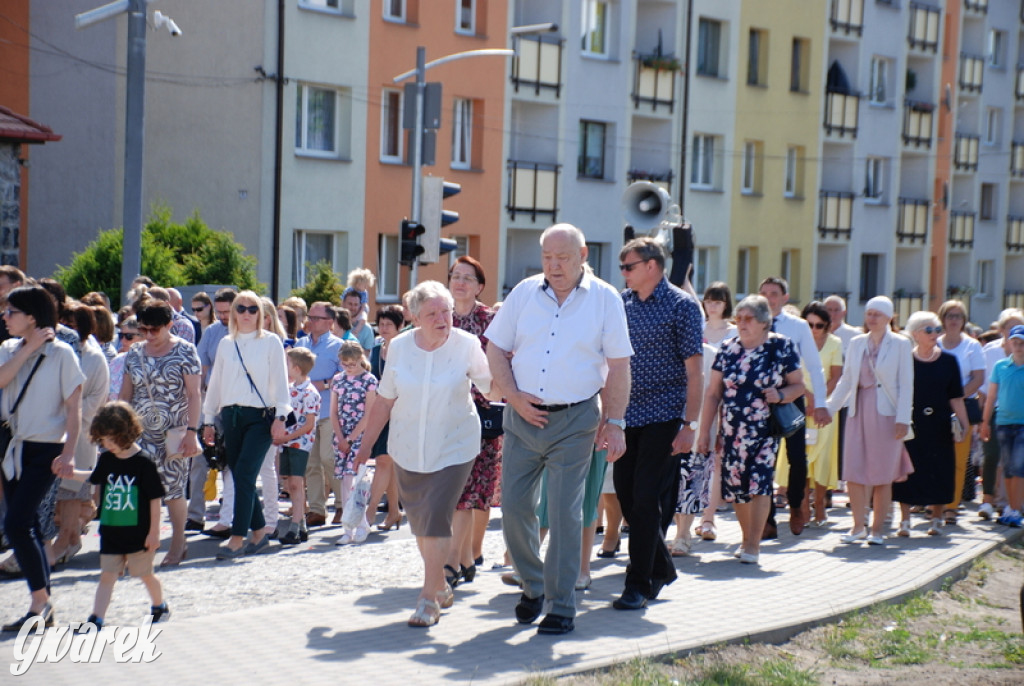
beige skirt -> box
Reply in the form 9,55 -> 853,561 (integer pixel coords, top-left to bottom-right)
394,460 -> 474,537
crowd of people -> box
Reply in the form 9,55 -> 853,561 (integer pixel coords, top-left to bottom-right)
0,221 -> 1020,636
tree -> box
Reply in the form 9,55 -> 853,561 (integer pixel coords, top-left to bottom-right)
290,261 -> 345,306
54,206 -> 262,304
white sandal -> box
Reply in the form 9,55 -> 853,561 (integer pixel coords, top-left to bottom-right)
407,598 -> 441,627
670,537 -> 692,557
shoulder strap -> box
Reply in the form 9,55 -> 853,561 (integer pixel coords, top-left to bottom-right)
234,340 -> 269,408
9,354 -> 45,417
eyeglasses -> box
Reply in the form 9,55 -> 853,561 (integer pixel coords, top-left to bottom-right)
137,325 -> 161,335
3,308 -> 23,317
619,259 -> 649,273
449,274 -> 479,283
922,326 -> 942,334
944,312 -> 965,320
307,314 -> 332,321
235,304 -> 260,315
120,332 -> 139,341
735,314 -> 759,324
808,321 -> 828,330
192,304 -> 206,312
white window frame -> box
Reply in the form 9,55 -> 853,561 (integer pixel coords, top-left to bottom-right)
736,248 -> 751,296
869,56 -> 888,105
451,98 -> 473,170
988,29 -> 1004,68
741,141 -> 757,194
985,107 -> 1000,146
295,84 -> 340,157
292,231 -> 336,289
784,147 -> 799,198
378,234 -> 400,300
694,247 -> 718,296
690,134 -> 715,189
581,0 -> 610,57
384,0 -> 406,21
977,259 -> 994,298
456,0 -> 475,35
865,157 -> 885,203
586,242 -> 606,281
697,18 -> 722,78
781,250 -> 794,286
578,120 -> 607,179
300,0 -> 344,13
380,88 -> 404,163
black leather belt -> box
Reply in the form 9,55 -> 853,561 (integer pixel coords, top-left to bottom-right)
531,398 -> 588,412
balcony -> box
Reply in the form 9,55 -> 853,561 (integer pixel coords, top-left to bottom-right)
631,53 -> 678,113
893,292 -> 926,326
908,3 -> 940,53
902,100 -> 934,148
1004,290 -> 1024,310
954,134 -> 980,171
964,0 -> 987,13
949,211 -> 975,249
626,169 -> 673,193
818,190 -> 854,240
1012,142 -> 1024,177
510,36 -> 563,97
1008,216 -> 1024,251
897,197 -> 930,244
830,0 -> 864,35
959,53 -> 984,94
506,160 -> 560,223
824,90 -> 859,138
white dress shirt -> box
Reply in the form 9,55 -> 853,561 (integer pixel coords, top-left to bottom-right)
485,271 -> 634,405
377,327 -> 492,474
203,330 -> 291,423
772,309 -> 828,408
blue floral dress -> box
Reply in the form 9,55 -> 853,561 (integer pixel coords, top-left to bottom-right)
712,333 -> 801,503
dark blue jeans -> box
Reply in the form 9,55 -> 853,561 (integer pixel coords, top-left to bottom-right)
221,406 -> 272,537
1,441 -> 63,593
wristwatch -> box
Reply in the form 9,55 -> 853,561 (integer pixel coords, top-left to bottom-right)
276,415 -> 286,422
684,420 -> 699,432
605,418 -> 626,430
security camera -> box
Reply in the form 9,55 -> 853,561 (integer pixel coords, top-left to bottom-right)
167,19 -> 181,36
153,11 -> 182,37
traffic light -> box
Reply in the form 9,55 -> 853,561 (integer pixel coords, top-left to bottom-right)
399,219 -> 425,267
420,176 -> 461,263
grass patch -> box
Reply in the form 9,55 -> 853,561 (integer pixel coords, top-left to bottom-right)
867,627 -> 932,665
755,658 -> 819,686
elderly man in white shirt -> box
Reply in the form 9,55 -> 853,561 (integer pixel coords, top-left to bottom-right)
486,224 -> 633,636
759,278 -> 831,536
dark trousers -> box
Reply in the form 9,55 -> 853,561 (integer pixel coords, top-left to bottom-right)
836,407 -> 848,479
1,441 -> 62,593
221,406 -> 272,537
614,420 -> 680,596
768,397 -> 807,524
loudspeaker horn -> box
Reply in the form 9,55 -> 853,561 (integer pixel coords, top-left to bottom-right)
622,181 -> 672,235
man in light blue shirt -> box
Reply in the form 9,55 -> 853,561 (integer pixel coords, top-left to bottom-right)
295,301 -> 343,526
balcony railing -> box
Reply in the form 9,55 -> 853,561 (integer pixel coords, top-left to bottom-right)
830,0 -> 864,35
897,197 -> 930,244
964,0 -> 988,13
506,160 -> 560,222
908,3 -> 940,52
893,292 -> 926,326
902,100 -> 934,148
959,53 -> 984,94
949,211 -> 975,249
626,169 -> 673,193
1008,215 -> 1024,251
819,190 -> 854,239
1004,290 -> 1024,310
954,134 -> 980,171
1012,142 -> 1024,177
511,36 -> 563,97
632,54 -> 677,113
824,90 -> 859,138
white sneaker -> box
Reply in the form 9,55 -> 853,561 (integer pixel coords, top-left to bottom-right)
978,502 -> 994,520
841,529 -> 867,544
866,534 -> 885,546
335,532 -> 353,546
353,525 -> 368,543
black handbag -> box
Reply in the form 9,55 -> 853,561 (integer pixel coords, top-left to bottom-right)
0,354 -> 45,459
963,396 -> 982,425
768,400 -> 805,439
478,401 -> 505,440
234,341 -> 295,426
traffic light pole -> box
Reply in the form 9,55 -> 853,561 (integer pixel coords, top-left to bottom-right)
408,46 -> 426,288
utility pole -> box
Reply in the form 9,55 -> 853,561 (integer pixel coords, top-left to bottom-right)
408,47 -> 426,288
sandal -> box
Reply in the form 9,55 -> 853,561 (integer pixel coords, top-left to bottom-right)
407,598 -> 440,627
436,584 -> 454,609
697,521 -> 717,541
670,537 -> 691,557
443,564 -> 461,589
943,509 -> 958,525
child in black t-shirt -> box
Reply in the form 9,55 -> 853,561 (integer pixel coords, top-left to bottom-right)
81,401 -> 168,630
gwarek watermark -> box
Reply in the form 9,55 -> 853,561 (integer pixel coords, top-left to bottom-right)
9,616 -> 162,676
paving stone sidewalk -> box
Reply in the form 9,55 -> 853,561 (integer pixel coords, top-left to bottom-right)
2,502 -> 1019,684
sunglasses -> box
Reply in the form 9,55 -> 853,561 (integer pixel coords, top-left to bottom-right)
735,314 -> 759,324
3,308 -> 23,317
808,321 -> 827,330
236,304 -> 261,315
619,259 -> 649,273
137,325 -> 162,335
120,332 -> 140,341
192,304 -> 206,312
922,326 -> 942,334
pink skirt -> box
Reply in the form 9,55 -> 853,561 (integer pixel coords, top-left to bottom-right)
842,385 -> 914,486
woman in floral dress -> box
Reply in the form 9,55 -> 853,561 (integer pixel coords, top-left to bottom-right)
697,295 -> 803,565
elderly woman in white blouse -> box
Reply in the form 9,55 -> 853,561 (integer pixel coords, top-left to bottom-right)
356,281 -> 493,629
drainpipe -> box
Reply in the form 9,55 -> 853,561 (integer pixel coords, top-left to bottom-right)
678,0 -> 693,216
271,0 -> 285,300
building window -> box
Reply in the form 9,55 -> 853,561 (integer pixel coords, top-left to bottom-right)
456,0 -> 475,35
384,0 -> 406,21
985,107 -> 1000,145
586,242 -> 605,280
741,141 -> 761,194
865,157 -> 885,202
301,0 -> 339,10
295,85 -> 344,156
292,231 -> 335,289
581,0 -> 609,57
747,29 -> 767,86
790,38 -> 809,92
691,134 -> 716,188
452,98 -> 473,169
736,248 -> 752,295
380,88 -> 404,162
781,249 -> 798,293
784,146 -> 802,198
980,183 -> 997,220
697,18 -> 722,77
378,234 -> 400,299
869,56 -> 889,104
859,253 -> 881,303
988,29 -> 1005,67
977,260 -> 994,297
578,120 -> 607,179
453,236 -> 470,259
694,247 -> 718,295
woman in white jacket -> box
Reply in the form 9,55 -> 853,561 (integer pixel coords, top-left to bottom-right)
827,296 -> 914,545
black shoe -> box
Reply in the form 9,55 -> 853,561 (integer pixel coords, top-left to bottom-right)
460,564 -> 477,583
537,613 -> 574,635
444,564 -> 461,589
595,525 -> 605,535
515,593 -> 544,624
474,555 -> 484,567
185,519 -> 205,533
2,604 -> 54,632
280,530 -> 301,545
299,527 -> 309,542
203,527 -> 231,540
647,576 -> 675,601
79,614 -> 103,633
612,587 -> 648,610
151,603 -> 170,623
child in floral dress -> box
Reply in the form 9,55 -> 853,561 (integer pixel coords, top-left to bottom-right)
330,341 -> 377,544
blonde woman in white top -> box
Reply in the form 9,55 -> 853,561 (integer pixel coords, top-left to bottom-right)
202,291 -> 291,560
356,281 -> 493,628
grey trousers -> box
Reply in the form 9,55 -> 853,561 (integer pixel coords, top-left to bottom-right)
501,396 -> 601,618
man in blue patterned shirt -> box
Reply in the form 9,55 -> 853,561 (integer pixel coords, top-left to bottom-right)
612,237 -> 704,610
